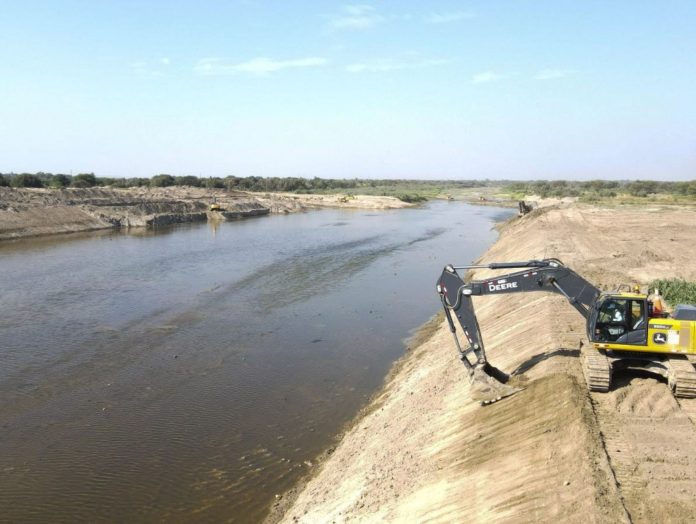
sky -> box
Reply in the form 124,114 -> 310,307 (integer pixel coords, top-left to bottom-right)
1,1 -> 695,180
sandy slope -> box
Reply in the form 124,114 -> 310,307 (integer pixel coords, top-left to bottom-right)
278,203 -> 696,523
252,192 -> 413,211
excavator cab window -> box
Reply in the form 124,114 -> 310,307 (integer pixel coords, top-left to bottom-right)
592,297 -> 647,345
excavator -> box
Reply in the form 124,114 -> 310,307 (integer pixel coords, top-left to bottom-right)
436,259 -> 696,404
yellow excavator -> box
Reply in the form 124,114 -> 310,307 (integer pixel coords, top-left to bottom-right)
437,259 -> 696,404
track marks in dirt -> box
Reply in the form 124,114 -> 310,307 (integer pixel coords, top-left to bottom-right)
592,377 -> 696,523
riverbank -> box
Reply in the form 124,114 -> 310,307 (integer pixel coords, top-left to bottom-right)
275,203 -> 696,523
0,187 -> 411,241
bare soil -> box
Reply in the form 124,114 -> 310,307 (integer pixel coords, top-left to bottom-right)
0,187 -> 411,241
277,203 -> 696,523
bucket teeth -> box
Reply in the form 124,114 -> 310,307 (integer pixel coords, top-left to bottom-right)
469,366 -> 521,405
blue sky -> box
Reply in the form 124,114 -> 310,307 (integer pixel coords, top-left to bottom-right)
1,1 -> 695,180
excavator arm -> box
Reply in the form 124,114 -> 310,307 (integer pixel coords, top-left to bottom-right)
436,258 -> 600,404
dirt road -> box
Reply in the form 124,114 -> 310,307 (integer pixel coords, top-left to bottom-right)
276,204 -> 696,523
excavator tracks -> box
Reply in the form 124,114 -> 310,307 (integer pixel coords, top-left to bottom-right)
668,357 -> 696,398
583,351 -> 696,399
584,351 -> 611,392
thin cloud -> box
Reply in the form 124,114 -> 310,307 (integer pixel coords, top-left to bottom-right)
195,57 -> 328,76
426,11 -> 475,24
160,57 -> 171,65
534,68 -> 575,80
129,61 -> 163,77
346,58 -> 450,73
472,71 -> 505,84
344,4 -> 373,15
328,4 -> 383,30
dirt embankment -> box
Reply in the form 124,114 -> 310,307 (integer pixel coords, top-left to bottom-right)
276,204 -> 696,523
253,192 -> 414,213
0,187 -> 410,241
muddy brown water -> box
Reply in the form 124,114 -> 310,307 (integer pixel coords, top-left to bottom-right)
0,201 -> 512,522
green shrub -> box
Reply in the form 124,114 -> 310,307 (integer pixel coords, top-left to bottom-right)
10,174 -> 44,188
203,177 -> 225,189
71,173 -> 96,187
397,194 -> 427,203
649,278 -> 696,307
150,174 -> 175,187
175,176 -> 200,187
49,174 -> 70,188
579,194 -> 599,203
0,174 -> 8,187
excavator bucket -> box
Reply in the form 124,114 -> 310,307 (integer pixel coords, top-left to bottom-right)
469,364 -> 522,405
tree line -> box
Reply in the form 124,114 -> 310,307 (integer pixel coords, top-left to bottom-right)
0,172 -> 493,192
1,172 -> 694,198
508,179 -> 696,198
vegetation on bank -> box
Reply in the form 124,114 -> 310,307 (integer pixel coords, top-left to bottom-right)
0,172 -> 499,201
0,172 -> 494,192
1,172 -> 695,204
395,194 -> 428,203
649,278 -> 696,308
506,179 -> 696,201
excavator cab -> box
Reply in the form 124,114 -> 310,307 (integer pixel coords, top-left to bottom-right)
589,294 -> 647,346
586,293 -> 696,397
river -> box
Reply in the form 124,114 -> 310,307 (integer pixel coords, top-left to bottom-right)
0,201 -> 512,522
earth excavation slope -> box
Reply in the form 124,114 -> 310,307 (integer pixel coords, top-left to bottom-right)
277,204 -> 696,524
0,187 -> 410,241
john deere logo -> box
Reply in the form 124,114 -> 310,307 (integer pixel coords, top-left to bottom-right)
653,333 -> 667,345
487,281 -> 518,292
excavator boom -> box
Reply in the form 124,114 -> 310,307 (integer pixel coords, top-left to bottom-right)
436,258 -> 600,404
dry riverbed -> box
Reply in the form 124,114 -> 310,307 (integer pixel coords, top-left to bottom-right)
274,203 -> 696,523
0,187 -> 411,241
